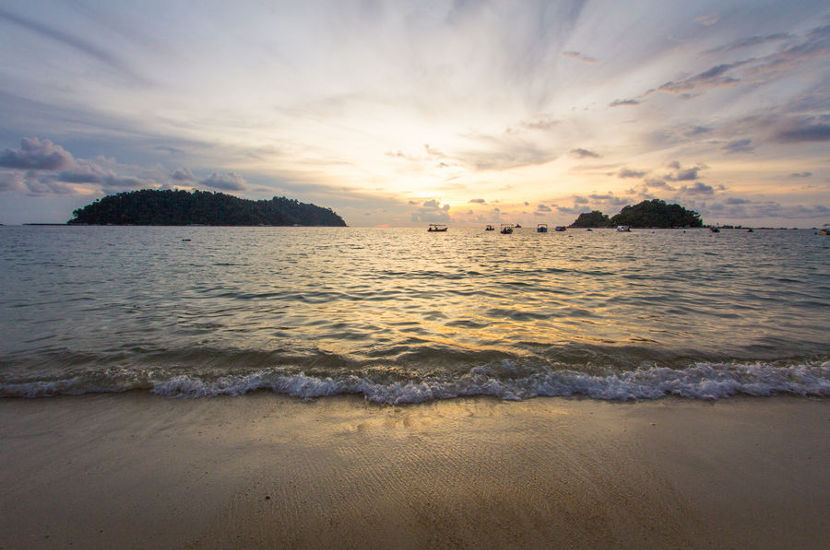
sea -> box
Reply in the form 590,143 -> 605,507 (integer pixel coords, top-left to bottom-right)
1,225 -> 828,404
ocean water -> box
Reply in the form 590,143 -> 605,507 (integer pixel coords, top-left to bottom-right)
1,225 -> 828,403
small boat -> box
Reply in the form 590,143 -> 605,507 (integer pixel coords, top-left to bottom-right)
747,228 -> 754,233
554,226 -> 566,232
818,224 -> 829,235
537,224 -> 548,233
485,224 -> 495,231
428,224 -> 448,232
710,227 -> 720,233
500,224 -> 514,234
616,225 -> 630,232
514,223 -> 522,228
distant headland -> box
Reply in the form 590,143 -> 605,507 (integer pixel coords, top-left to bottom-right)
67,189 -> 347,226
570,199 -> 702,228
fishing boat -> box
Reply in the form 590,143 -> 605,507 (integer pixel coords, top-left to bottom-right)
485,224 -> 495,231
537,224 -> 548,233
500,224 -> 514,234
818,224 -> 829,235
554,226 -> 566,232
616,225 -> 631,232
428,224 -> 448,232
710,227 -> 720,233
514,223 -> 522,228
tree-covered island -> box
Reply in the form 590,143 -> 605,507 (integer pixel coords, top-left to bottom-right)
570,199 -> 702,228
67,189 -> 347,226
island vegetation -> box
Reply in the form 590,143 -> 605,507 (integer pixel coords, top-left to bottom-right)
67,189 -> 347,226
569,199 -> 702,228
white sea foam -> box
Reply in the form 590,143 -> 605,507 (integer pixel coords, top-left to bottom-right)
3,362 -> 829,403
146,361 -> 830,404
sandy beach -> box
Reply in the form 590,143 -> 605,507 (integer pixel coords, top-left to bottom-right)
1,394 -> 828,549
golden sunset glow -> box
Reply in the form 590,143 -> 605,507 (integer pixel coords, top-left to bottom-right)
0,1 -> 828,226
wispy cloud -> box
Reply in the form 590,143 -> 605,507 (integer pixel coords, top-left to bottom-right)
609,98 -> 639,107
723,138 -> 755,153
561,50 -> 598,64
570,148 -> 600,158
618,168 -> 647,179
0,7 -> 148,85
705,32 -> 792,55
658,61 -> 749,94
775,121 -> 830,142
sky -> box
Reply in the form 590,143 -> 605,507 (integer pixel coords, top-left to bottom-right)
0,0 -> 829,227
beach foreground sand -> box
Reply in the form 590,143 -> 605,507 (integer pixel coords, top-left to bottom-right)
1,394 -> 828,549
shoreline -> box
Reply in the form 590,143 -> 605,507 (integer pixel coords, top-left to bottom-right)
1,394 -> 828,549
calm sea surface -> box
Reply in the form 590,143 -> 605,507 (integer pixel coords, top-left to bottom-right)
1,226 -> 828,402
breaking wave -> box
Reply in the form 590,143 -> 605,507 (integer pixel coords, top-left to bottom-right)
3,360 -> 829,404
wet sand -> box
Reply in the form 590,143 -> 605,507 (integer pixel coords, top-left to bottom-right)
1,394 -> 828,549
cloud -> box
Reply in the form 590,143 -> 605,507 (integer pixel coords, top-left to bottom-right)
0,7 -> 148,85
694,14 -> 719,26
55,160 -> 110,183
589,193 -> 630,206
682,126 -> 712,137
411,198 -> 450,223
706,33 -> 792,55
665,162 -> 704,181
744,24 -> 830,81
789,172 -> 812,178
658,61 -> 748,94
609,98 -> 639,107
24,174 -> 76,195
775,122 -> 830,143
200,172 -> 247,191
468,198 -> 486,204
520,114 -> 558,131
723,138 -> 754,153
570,148 -> 600,158
703,199 -> 830,219
102,174 -> 156,189
424,144 -> 447,158
459,140 -> 558,171
561,50 -> 598,64
681,182 -> 714,195
0,171 -> 25,192
0,137 -> 75,170
643,178 -> 676,191
172,167 -> 196,182
557,205 -> 590,215
536,204 -> 551,212
618,168 -> 647,178
573,195 -> 589,204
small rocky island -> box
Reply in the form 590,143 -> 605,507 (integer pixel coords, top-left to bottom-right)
570,199 -> 702,228
68,189 -> 347,226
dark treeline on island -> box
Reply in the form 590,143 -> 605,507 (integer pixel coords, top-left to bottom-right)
67,189 -> 347,226
570,199 -> 703,228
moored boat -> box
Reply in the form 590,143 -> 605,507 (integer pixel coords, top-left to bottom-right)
537,224 -> 548,233
428,224 -> 448,232
616,225 -> 630,232
500,224 -> 514,234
